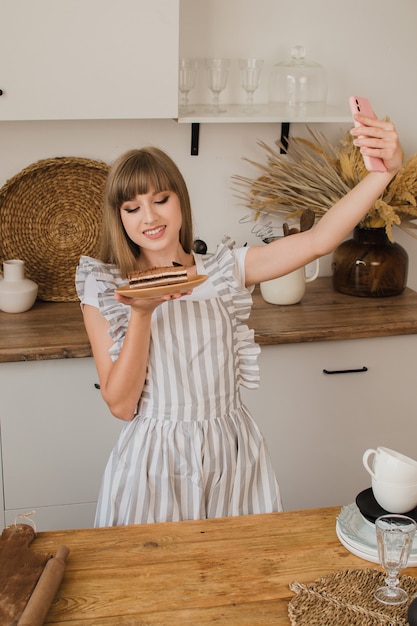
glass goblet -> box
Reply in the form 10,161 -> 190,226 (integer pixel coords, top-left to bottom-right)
374,514 -> 416,605
205,58 -> 230,114
178,58 -> 198,115
239,58 -> 264,113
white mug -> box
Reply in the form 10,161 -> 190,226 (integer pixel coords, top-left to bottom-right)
363,447 -> 417,484
372,476 -> 417,513
260,260 -> 319,305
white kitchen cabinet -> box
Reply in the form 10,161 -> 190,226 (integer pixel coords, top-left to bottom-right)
0,0 -> 179,120
0,358 -> 122,531
1,334 -> 416,529
241,335 -> 417,512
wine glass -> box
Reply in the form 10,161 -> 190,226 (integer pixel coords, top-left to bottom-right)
178,58 -> 198,115
374,514 -> 416,605
205,58 -> 230,114
239,58 -> 263,113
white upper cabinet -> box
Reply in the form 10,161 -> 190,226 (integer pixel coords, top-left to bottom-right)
0,0 -> 179,120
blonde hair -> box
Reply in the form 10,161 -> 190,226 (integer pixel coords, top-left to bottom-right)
100,147 -> 194,277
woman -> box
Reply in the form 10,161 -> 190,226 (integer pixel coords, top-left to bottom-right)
76,112 -> 401,526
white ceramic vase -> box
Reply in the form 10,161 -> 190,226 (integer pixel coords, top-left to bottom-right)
0,259 -> 38,313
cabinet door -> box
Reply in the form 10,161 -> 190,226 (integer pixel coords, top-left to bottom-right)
241,335 -> 417,511
0,0 -> 179,120
0,358 -> 122,530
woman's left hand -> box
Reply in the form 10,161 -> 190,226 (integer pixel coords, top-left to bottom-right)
350,114 -> 403,174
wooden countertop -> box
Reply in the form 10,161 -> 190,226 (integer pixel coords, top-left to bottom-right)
250,277 -> 417,345
1,277 -> 417,362
30,506 -> 416,625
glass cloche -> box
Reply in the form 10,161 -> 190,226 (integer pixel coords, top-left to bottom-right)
268,46 -> 327,112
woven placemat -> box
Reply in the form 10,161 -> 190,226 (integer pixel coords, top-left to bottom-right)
0,156 -> 109,301
288,568 -> 417,625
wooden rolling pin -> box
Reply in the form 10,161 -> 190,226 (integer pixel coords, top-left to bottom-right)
17,545 -> 70,626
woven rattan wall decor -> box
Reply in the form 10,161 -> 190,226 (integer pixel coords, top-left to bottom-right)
0,156 -> 109,302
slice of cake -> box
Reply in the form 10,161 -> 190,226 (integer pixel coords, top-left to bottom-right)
128,264 -> 188,289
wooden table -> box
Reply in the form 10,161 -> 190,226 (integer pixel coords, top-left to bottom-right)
30,506 -> 417,625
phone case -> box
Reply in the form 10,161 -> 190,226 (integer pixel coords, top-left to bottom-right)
349,96 -> 387,172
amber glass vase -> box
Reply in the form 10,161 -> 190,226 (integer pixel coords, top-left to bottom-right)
332,226 -> 408,297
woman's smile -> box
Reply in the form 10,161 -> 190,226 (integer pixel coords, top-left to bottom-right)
143,225 -> 166,239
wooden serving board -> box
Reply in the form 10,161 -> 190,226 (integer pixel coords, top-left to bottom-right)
0,523 -> 69,626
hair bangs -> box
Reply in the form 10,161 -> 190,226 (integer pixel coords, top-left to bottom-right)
110,151 -> 176,209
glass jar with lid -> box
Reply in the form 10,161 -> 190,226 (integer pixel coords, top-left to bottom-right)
268,45 -> 327,113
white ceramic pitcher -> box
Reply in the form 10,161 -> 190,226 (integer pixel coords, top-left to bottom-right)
260,260 -> 319,305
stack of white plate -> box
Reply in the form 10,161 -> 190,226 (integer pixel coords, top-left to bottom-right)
336,502 -> 417,564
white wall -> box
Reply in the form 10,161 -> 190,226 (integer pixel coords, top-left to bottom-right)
1,0 -> 416,283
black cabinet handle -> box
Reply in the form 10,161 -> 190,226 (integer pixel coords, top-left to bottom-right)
323,366 -> 368,375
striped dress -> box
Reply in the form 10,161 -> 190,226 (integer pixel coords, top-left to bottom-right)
76,238 -> 282,526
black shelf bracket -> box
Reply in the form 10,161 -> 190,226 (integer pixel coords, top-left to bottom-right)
280,122 -> 290,153
191,123 -> 200,155
189,120 -> 290,156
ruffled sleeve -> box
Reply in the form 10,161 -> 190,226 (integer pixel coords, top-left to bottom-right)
75,256 -> 130,362
201,237 -> 261,390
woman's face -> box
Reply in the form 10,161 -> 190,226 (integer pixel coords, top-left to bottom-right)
120,188 -> 183,259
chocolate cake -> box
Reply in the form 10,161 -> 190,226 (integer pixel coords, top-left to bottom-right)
128,264 -> 188,289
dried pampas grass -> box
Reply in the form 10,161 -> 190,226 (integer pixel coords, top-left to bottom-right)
232,127 -> 417,242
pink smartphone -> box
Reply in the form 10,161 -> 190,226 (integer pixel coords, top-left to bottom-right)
349,96 -> 387,172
